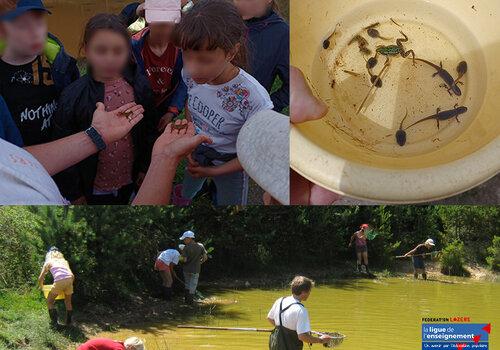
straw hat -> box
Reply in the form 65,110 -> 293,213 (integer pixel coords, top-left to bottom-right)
237,110 -> 290,204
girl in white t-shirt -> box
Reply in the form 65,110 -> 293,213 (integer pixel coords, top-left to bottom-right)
171,0 -> 274,205
154,241 -> 181,301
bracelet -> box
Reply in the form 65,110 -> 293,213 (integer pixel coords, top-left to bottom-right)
85,126 -> 107,151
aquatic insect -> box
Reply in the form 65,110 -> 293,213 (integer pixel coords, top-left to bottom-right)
120,110 -> 134,121
323,39 -> 330,49
171,123 -> 189,131
395,110 -> 409,146
349,34 -> 371,55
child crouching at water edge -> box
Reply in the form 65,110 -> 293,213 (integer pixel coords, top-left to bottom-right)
52,14 -> 158,205
38,247 -> 74,327
172,0 -> 274,205
154,240 -> 181,301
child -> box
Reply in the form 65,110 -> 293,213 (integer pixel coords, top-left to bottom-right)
0,95 -> 22,145
234,0 -> 289,112
52,14 -> 158,205
404,238 -> 436,280
172,0 -> 274,205
129,0 -> 187,131
348,224 -> 370,274
154,241 -> 181,300
78,337 -> 145,350
0,0 -> 79,146
38,247 -> 74,327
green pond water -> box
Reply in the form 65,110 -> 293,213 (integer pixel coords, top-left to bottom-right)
98,277 -> 499,349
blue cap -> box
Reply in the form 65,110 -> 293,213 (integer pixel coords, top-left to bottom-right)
0,0 -> 51,21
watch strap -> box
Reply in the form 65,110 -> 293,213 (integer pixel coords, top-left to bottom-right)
85,126 -> 107,151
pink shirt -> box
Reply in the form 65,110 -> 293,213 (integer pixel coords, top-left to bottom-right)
94,78 -> 135,192
49,264 -> 73,282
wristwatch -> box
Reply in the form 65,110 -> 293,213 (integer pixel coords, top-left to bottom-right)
85,126 -> 107,151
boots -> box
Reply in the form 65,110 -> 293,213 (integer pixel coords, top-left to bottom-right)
164,287 -> 173,301
66,311 -> 73,326
414,272 -> 419,279
49,308 -> 58,328
356,263 -> 361,273
184,290 -> 193,305
422,273 -> 427,280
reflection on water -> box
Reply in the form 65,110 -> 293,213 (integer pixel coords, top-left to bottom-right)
98,277 -> 500,350
45,0 -> 131,56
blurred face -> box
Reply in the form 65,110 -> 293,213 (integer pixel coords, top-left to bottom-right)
149,22 -> 175,40
182,46 -> 238,84
234,0 -> 272,20
84,30 -> 129,80
299,290 -> 311,301
1,12 -> 47,57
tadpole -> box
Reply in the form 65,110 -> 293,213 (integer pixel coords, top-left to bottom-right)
370,75 -> 383,88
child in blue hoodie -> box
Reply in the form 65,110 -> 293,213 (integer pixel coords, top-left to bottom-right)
235,0 -> 289,113
0,0 -> 79,146
0,95 -> 22,146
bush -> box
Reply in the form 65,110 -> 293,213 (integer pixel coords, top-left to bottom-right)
0,208 -> 44,291
440,241 -> 469,276
486,236 -> 500,271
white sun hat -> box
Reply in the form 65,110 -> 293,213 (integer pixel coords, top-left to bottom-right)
425,239 -> 436,247
237,110 -> 290,205
145,0 -> 181,23
124,337 -> 145,350
179,230 -> 195,240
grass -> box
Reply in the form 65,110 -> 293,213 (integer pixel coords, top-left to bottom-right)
0,289 -> 84,350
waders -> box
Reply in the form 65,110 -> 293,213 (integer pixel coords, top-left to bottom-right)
269,298 -> 304,350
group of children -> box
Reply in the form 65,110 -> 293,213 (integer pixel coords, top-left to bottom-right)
0,0 -> 289,205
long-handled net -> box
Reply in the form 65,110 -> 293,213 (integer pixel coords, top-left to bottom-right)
178,325 -> 347,348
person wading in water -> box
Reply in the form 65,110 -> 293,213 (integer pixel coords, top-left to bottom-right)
267,276 -> 331,349
404,238 -> 436,280
349,224 -> 370,274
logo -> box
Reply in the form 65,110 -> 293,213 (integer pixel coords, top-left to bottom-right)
422,322 -> 491,349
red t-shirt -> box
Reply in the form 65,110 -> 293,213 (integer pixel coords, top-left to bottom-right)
142,41 -> 178,108
77,338 -> 125,350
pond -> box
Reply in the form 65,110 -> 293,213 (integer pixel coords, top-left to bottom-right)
97,277 -> 499,349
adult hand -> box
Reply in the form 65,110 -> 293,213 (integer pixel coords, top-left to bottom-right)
91,102 -> 144,145
290,66 -> 342,205
320,334 -> 333,344
290,66 -> 328,123
152,119 -> 213,163
158,112 -> 176,132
